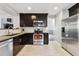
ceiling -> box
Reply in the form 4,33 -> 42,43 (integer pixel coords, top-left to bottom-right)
2,3 -> 76,15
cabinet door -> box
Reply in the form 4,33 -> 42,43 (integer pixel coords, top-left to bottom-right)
13,36 -> 23,56
20,14 -> 33,27
37,14 -> 47,27
44,33 -> 48,44
20,14 -> 26,27
22,34 -> 33,45
25,14 -> 33,27
69,3 -> 79,16
13,37 -> 20,56
20,14 -> 48,27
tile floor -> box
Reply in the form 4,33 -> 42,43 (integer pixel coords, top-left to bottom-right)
17,41 -> 71,56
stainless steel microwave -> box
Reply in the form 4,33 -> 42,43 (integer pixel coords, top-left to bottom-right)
33,20 -> 45,27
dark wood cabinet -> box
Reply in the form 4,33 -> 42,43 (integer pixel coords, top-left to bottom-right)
22,33 -> 48,45
13,35 -> 24,56
20,14 -> 33,27
13,33 -> 48,55
44,33 -> 49,44
20,13 -> 48,27
22,33 -> 33,45
69,3 -> 79,16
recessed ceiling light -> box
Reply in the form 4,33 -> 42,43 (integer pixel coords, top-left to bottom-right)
54,7 -> 58,10
28,6 -> 31,10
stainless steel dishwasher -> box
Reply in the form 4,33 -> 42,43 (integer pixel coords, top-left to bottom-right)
0,39 -> 13,56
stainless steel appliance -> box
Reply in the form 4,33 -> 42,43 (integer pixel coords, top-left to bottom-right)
1,18 -> 13,29
33,20 -> 45,27
0,39 -> 13,56
4,23 -> 13,29
62,14 -> 79,56
33,29 -> 44,45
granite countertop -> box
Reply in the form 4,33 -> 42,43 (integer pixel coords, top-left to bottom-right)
0,31 -> 48,42
0,32 -> 26,42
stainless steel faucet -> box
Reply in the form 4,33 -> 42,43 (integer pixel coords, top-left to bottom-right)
8,26 -> 14,35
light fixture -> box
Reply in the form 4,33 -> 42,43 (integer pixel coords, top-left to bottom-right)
54,7 -> 58,10
28,6 -> 31,10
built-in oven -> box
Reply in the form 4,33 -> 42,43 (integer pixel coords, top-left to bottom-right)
4,23 -> 13,29
7,18 -> 12,22
1,18 -> 13,29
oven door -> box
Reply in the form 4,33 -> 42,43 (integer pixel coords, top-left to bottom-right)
33,34 -> 44,45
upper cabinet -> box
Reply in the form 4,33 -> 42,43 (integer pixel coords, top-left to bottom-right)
69,3 -> 79,17
20,13 -> 48,27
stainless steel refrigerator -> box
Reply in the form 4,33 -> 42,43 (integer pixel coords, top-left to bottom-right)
62,14 -> 79,56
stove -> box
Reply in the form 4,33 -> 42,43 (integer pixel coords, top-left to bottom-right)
33,29 -> 44,45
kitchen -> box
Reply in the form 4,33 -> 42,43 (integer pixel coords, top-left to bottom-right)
0,3 -> 79,56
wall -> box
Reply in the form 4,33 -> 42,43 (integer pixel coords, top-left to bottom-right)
0,3 -> 20,28
54,9 -> 69,44
55,12 -> 62,44
62,9 -> 69,19
23,27 -> 47,33
47,15 -> 55,41
0,9 -> 20,36
47,15 -> 55,32
12,14 -> 20,28
0,19 -> 1,28
0,9 -> 12,36
0,9 -> 12,28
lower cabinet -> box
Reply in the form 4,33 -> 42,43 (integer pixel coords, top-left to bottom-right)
21,33 -> 48,45
44,33 -> 49,44
13,35 -> 24,56
22,33 -> 33,45
13,33 -> 48,55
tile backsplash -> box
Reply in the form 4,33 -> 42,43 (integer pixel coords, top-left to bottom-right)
0,27 -> 49,36
0,29 -> 8,36
0,29 -> 21,36
23,27 -> 48,33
